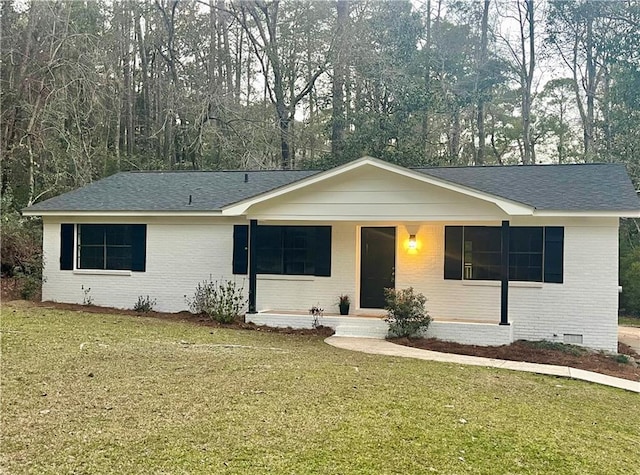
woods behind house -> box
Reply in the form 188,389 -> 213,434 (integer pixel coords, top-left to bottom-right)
2,0 -> 639,313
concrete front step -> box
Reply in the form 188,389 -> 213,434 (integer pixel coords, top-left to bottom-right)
334,321 -> 389,338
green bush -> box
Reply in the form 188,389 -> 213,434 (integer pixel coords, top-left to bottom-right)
134,295 -> 156,313
619,219 -> 640,316
384,287 -> 431,338
186,279 -> 246,323
1,193 -> 44,300
613,354 -> 630,365
620,246 -> 640,316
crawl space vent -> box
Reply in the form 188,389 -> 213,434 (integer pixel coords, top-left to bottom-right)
563,334 -> 583,344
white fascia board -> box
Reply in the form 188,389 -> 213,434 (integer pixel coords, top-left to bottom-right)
21,210 -> 223,217
222,156 -> 534,217
533,209 -> 640,218
244,214 -> 508,222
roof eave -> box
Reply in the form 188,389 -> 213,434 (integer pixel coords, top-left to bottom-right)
533,209 -> 640,218
21,209 -> 224,217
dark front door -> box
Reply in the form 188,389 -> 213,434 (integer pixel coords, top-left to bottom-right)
360,227 -> 396,309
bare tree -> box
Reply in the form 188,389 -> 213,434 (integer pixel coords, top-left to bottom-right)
475,0 -> 491,165
497,0 -> 536,165
230,0 -> 326,169
331,0 -> 349,159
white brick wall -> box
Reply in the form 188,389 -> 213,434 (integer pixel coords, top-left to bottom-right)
42,217 -> 244,313
41,216 -> 620,351
424,321 -> 513,346
256,222 -> 356,314
508,221 -> 620,352
247,313 -> 390,338
393,218 -> 620,352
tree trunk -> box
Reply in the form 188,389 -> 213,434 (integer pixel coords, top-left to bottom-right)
476,0 -> 490,166
136,6 -> 150,157
521,0 -> 535,165
26,80 -> 45,207
421,0 -> 432,157
449,107 -> 461,162
584,12 -> 596,160
233,1 -> 325,170
123,1 -> 134,158
602,67 -> 612,162
331,0 -> 348,159
219,0 -> 234,98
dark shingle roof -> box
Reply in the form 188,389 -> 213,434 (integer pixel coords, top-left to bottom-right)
25,170 -> 319,212
417,163 -> 640,211
24,162 -> 640,213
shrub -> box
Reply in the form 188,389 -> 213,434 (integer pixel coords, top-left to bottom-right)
81,285 -> 94,305
620,245 -> 640,316
134,295 -> 156,313
308,305 -> 324,329
619,219 -> 640,316
20,275 -> 41,300
613,354 -> 629,365
1,194 -> 44,300
186,278 -> 246,323
384,287 -> 431,338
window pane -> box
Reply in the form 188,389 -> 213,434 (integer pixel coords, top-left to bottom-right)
510,227 -> 543,253
509,227 -> 543,282
79,246 -> 104,269
283,228 -> 315,275
78,224 -> 134,270
79,225 -> 104,246
257,251 -> 283,274
106,246 -> 132,270
464,227 -> 501,280
255,226 -> 320,276
284,248 -> 315,275
284,227 -> 309,249
105,225 -> 132,246
256,226 -> 283,274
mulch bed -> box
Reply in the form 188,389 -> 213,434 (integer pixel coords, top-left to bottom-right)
389,337 -> 640,382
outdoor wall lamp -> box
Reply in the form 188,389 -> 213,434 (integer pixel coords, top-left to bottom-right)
408,234 -> 417,250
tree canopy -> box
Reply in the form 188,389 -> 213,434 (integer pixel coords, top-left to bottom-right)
2,0 -> 639,310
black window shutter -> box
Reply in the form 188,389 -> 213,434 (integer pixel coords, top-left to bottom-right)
544,227 -> 564,283
131,224 -> 147,272
314,226 -> 332,277
60,224 -> 74,270
233,225 -> 249,275
444,226 -> 463,280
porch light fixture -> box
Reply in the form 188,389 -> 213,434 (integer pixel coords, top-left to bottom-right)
408,234 -> 417,250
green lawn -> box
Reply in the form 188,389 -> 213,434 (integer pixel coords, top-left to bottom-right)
2,304 -> 639,474
619,315 -> 640,327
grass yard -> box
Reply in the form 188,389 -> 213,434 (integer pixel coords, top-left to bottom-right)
619,315 -> 640,327
2,304 -> 640,474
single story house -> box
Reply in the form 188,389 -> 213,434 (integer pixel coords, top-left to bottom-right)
23,157 -> 640,352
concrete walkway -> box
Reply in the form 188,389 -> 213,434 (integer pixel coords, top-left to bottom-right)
325,336 -> 640,394
619,326 -> 640,353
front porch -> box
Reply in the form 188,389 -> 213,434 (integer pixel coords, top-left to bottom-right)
246,311 -> 514,345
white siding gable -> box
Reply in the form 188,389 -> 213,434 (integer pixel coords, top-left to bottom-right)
246,165 -> 509,221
